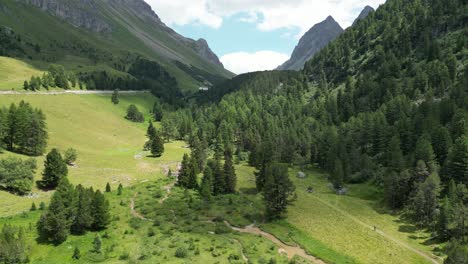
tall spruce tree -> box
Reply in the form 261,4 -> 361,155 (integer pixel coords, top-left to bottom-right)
91,190 -> 110,231
40,148 -> 68,189
200,166 -> 213,201
71,185 -> 93,235
223,147 -> 236,194
263,163 -> 295,220
111,89 -> 119,105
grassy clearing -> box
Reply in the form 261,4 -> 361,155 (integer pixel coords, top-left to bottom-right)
236,163 -> 440,264
0,93 -> 189,217
0,56 -> 43,90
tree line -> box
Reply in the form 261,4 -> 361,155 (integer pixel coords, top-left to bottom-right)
24,65 -> 81,91
0,101 -> 48,156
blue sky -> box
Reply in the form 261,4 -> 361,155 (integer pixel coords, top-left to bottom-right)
146,0 -> 386,74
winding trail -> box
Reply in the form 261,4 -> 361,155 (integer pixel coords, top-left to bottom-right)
225,221 -> 326,264
0,90 -> 150,95
308,194 -> 442,264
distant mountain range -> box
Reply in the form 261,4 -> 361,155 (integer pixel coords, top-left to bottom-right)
277,6 -> 375,71
0,0 -> 232,92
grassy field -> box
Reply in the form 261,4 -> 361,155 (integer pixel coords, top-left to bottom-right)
236,164 -> 442,264
0,56 -> 43,90
0,93 -> 189,217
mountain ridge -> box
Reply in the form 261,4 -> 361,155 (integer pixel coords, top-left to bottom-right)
277,16 -> 343,71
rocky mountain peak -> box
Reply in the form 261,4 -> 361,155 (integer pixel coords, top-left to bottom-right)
277,16 -> 343,71
352,6 -> 375,26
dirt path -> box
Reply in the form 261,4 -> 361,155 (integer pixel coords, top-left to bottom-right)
0,90 -> 150,95
309,194 -> 442,264
130,192 -> 152,221
225,221 -> 326,264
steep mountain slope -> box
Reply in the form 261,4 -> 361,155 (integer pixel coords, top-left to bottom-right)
352,6 -> 375,26
277,16 -> 343,71
0,0 -> 232,94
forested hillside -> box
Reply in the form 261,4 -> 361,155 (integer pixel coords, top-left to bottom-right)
158,0 -> 467,261
0,0 -> 232,99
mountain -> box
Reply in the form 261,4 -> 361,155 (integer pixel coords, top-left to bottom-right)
0,0 -> 232,94
277,16 -> 343,71
352,5 -> 375,26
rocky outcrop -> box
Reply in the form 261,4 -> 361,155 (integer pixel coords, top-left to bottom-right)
192,38 -> 223,67
277,16 -> 343,71
352,6 -> 375,26
24,0 -> 111,33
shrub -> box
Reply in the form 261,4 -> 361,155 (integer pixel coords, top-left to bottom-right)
174,247 -> 188,258
63,148 -> 77,165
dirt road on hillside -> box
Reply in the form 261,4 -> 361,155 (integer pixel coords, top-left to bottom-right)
0,90 -> 150,95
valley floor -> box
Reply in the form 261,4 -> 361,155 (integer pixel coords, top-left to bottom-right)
0,93 -> 445,264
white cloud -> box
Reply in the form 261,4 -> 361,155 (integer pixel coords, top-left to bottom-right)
220,51 -> 289,74
145,0 -> 386,34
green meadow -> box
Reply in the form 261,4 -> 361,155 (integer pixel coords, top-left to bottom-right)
0,57 -> 43,90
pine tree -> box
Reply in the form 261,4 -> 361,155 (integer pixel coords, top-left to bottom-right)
105,183 -> 111,193
200,166 -> 213,201
40,148 -> 68,189
152,100 -> 163,121
414,134 -> 437,170
385,135 -> 404,172
177,154 -> 191,188
71,185 -> 93,235
92,234 -> 102,254
185,157 -> 199,190
436,196 -> 451,241
150,134 -> 165,157
91,190 -> 110,231
117,183 -> 123,195
146,121 -> 157,140
30,202 -> 37,211
111,89 -> 119,105
23,81 -> 29,90
72,246 -> 81,260
444,136 -> 467,184
211,158 -> 225,195
331,159 -> 344,189
263,163 -> 295,220
408,172 -> 441,228
223,147 -> 236,194
37,178 -> 75,244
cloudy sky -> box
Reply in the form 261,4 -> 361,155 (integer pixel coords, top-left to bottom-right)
145,0 -> 386,74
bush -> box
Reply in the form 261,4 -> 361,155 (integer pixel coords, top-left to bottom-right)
63,148 -> 77,165
126,105 -> 144,122
174,247 -> 188,258
0,157 -> 37,195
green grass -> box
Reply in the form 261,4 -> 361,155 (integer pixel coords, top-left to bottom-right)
0,56 -> 43,90
0,93 -> 189,217
235,163 -> 442,264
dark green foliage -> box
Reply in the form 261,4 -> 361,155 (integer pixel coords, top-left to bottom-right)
72,247 -> 81,260
105,183 -> 111,193
444,240 -> 468,264
177,154 -> 198,190
200,166 -> 213,201
150,134 -> 165,157
39,202 -> 46,210
0,225 -> 29,264
37,178 -> 75,244
92,234 -> 102,254
152,100 -> 163,121
223,147 -> 236,194
263,163 -> 295,220
125,104 -> 144,123
111,89 -> 119,105
1,101 -> 48,156
71,185 -> 93,235
40,148 -> 68,189
117,183 -> 123,196
91,190 -> 110,231
30,202 -> 37,211
0,157 -> 36,194
174,247 -> 187,258
407,172 -> 441,228
443,136 -> 468,184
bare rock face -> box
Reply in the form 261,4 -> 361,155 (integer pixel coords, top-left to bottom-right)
278,16 -> 343,71
193,38 -> 223,67
352,6 -> 375,26
24,0 -> 112,33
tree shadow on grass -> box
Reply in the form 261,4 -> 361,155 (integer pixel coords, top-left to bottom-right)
238,187 -> 257,195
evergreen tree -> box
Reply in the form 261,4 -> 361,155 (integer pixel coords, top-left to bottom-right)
91,190 -> 110,231
436,196 -> 451,241
146,121 -> 156,140
177,154 -> 191,188
63,148 -> 77,166
72,246 -> 81,260
111,89 -> 119,105
125,104 -> 144,123
331,159 -> 344,189
150,133 -> 165,157
92,234 -> 102,254
263,163 -> 295,220
105,182 -> 111,193
211,158 -> 225,195
444,136 -> 467,184
152,100 -> 163,121
408,172 -> 441,229
71,185 -> 93,235
30,202 -> 37,211
37,178 -> 75,244
223,147 -> 237,194
23,81 -> 29,90
385,135 -> 404,172
117,183 -> 123,195
444,240 -> 468,264
0,225 -> 29,264
414,134 -> 437,171
40,148 -> 68,189
200,166 -> 213,201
